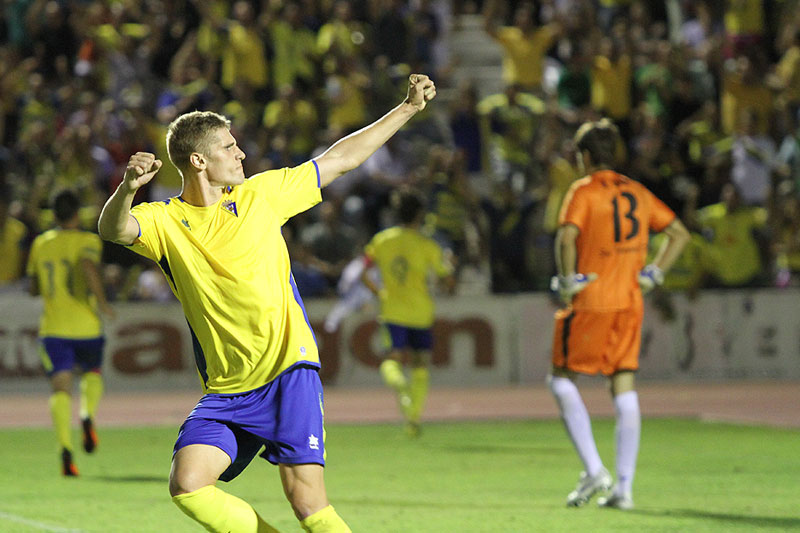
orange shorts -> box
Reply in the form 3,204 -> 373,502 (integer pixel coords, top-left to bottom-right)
551,306 -> 643,376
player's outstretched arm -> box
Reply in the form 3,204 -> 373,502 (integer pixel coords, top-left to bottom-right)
98,152 -> 162,245
314,74 -> 436,187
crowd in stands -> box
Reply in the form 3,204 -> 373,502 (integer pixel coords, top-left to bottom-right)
2,0 -> 800,304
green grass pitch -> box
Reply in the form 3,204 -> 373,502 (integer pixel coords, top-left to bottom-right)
0,418 -> 798,532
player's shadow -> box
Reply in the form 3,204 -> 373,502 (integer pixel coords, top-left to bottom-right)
89,474 -> 168,483
635,508 -> 800,529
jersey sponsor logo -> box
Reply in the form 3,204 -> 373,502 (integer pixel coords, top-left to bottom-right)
181,219 -> 191,230
308,434 -> 320,450
222,200 -> 238,217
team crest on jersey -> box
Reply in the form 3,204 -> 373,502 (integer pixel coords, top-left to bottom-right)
221,200 -> 238,217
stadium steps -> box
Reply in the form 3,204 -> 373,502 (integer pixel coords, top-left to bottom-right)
447,13 -> 504,99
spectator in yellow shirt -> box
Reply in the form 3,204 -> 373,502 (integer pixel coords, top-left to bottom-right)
221,1 -> 269,92
483,0 -> 562,93
0,193 -> 28,286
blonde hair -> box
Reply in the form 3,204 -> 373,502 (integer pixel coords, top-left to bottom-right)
166,111 -> 231,172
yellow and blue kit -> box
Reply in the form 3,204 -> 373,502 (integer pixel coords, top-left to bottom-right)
127,161 -> 322,394
364,226 -> 452,329
27,229 -> 104,339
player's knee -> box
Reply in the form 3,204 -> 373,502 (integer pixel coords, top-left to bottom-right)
286,487 -> 328,520
169,470 -> 212,497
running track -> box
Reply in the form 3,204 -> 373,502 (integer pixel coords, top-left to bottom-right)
2,381 -> 798,429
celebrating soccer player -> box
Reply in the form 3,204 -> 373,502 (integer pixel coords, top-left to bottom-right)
98,74 -> 436,532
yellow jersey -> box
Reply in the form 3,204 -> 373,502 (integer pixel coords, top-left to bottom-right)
126,161 -> 322,394
364,226 -> 452,329
26,229 -> 104,338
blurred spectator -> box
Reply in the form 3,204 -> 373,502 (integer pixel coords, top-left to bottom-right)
374,0 -> 412,67
590,35 -> 633,138
775,109 -> 800,193
268,2 -> 319,92
262,84 -> 319,166
133,265 -> 175,302
555,39 -> 592,122
679,0 -> 722,59
220,1 -> 269,94
634,40 -> 674,120
283,223 -> 333,298
316,0 -> 367,63
541,133 -> 580,235
26,0 -> 78,81
720,53 -> 773,135
691,183 -> 770,288
477,84 -> 545,182
729,108 -> 776,207
300,200 -> 360,287
722,0 -> 766,58
324,54 -> 369,132
448,80 -> 483,174
0,192 -> 28,287
769,28 -> 800,111
480,180 -> 537,293
482,0 -> 563,94
355,136 -> 414,233
410,0 -> 441,74
648,230 -> 706,293
423,147 -> 481,274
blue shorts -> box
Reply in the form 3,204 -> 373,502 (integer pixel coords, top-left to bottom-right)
40,337 -> 104,376
383,323 -> 433,352
174,364 -> 325,482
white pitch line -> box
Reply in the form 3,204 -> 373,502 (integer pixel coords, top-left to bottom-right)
0,510 -> 83,532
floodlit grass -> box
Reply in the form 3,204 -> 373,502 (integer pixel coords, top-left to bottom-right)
1,419 -> 798,532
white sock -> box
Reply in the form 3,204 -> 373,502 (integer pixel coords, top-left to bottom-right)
548,376 -> 604,476
613,390 -> 640,496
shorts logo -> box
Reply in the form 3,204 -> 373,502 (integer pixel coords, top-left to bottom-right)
308,434 -> 320,450
299,346 -> 306,355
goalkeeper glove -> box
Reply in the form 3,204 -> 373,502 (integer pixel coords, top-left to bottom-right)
550,273 -> 597,304
638,264 -> 664,294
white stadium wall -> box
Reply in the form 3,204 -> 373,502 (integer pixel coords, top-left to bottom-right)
2,290 -> 800,393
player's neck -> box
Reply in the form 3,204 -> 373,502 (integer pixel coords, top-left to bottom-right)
58,217 -> 80,230
180,175 -> 224,207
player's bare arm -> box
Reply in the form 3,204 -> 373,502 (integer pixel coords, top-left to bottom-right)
638,219 -> 691,293
80,258 -> 115,320
650,219 -> 691,273
553,223 -> 596,303
555,224 -> 580,277
314,74 -> 436,187
98,152 -> 163,245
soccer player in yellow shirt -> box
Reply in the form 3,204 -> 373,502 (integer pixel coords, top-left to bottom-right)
98,74 -> 436,533
27,190 -> 114,476
361,188 -> 455,437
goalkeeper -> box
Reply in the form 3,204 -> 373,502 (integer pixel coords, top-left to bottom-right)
548,119 -> 689,511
